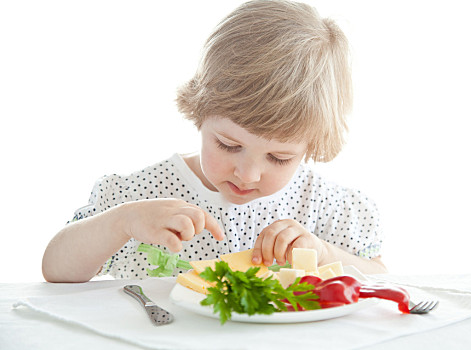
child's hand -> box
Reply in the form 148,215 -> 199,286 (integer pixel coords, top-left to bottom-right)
119,199 -> 224,252
251,219 -> 326,266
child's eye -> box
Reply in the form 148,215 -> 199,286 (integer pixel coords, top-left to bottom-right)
268,154 -> 293,166
216,139 -> 241,153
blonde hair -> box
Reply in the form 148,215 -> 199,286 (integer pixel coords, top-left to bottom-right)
176,0 -> 352,162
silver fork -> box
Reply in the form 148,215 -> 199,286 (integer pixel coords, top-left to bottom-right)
123,285 -> 174,325
409,300 -> 439,314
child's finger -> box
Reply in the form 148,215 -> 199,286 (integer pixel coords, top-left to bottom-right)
182,202 -> 224,240
167,214 -> 196,241
252,225 -> 278,265
258,220 -> 292,266
158,230 -> 183,252
251,234 -> 263,265
259,229 -> 277,266
273,226 -> 299,265
178,206 -> 206,236
202,210 -> 225,241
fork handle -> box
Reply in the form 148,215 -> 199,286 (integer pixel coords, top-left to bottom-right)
123,285 -> 155,306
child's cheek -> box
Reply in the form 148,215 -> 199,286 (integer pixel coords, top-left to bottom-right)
201,148 -> 227,183
265,165 -> 299,194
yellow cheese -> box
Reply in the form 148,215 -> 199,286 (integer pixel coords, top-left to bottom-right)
189,258 -> 219,274
318,261 -> 344,277
219,249 -> 268,277
259,269 -> 280,280
319,267 -> 336,280
292,248 -> 318,272
259,269 -> 273,279
176,270 -> 215,295
305,270 -> 320,277
278,268 -> 305,288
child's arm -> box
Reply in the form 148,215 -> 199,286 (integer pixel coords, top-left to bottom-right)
312,240 -> 387,274
42,199 -> 224,283
251,219 -> 387,274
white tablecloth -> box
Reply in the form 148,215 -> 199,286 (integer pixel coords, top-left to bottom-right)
2,273 -> 471,350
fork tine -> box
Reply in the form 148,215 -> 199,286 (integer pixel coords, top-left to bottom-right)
409,300 -> 439,314
428,300 -> 439,311
410,302 -> 419,313
419,301 -> 432,311
409,301 -> 424,312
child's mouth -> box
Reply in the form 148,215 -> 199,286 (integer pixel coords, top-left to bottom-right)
227,182 -> 255,196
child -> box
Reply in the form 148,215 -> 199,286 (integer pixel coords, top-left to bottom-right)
42,0 -> 386,283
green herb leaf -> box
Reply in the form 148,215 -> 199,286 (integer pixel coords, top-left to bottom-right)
137,244 -> 192,277
267,262 -> 291,272
199,261 -> 320,324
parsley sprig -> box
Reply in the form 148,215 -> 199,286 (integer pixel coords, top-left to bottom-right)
199,261 -> 320,324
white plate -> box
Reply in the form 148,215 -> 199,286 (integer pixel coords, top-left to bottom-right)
170,265 -> 378,323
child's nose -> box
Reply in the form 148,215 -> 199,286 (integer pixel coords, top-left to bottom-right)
234,159 -> 261,184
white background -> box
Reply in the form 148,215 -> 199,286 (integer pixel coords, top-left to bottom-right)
1,0 -> 470,282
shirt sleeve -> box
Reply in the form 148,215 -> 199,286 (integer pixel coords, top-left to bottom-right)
68,175 -> 115,223
311,182 -> 383,260
67,174 -> 137,278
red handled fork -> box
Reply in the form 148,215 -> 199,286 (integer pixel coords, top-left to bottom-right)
409,300 -> 439,314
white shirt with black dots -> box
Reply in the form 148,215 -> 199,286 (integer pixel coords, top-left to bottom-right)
71,153 -> 383,279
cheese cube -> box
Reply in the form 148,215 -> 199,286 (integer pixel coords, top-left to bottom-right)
292,248 -> 318,272
259,269 -> 275,279
318,261 -> 344,277
278,268 -> 305,288
305,270 -> 320,277
176,271 -> 215,295
319,268 -> 336,280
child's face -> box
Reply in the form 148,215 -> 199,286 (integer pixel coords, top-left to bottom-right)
199,117 -> 307,205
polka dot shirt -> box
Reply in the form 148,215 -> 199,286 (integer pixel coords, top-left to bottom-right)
71,154 -> 383,279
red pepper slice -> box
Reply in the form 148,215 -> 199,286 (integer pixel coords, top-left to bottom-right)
317,275 -> 362,289
313,277 -> 361,308
283,275 -> 411,313
359,284 -> 410,313
293,275 -> 362,309
299,275 -> 322,286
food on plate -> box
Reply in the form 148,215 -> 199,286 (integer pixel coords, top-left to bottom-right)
176,248 -> 348,295
219,249 -> 268,277
175,248 -> 411,323
175,270 -> 215,295
291,247 -> 318,273
278,268 -> 305,288
293,275 -> 410,313
271,248 -> 345,286
319,268 -> 336,280
176,249 -> 268,293
284,275 -> 362,310
318,261 -> 344,278
189,258 -> 219,274
198,260 -> 319,324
